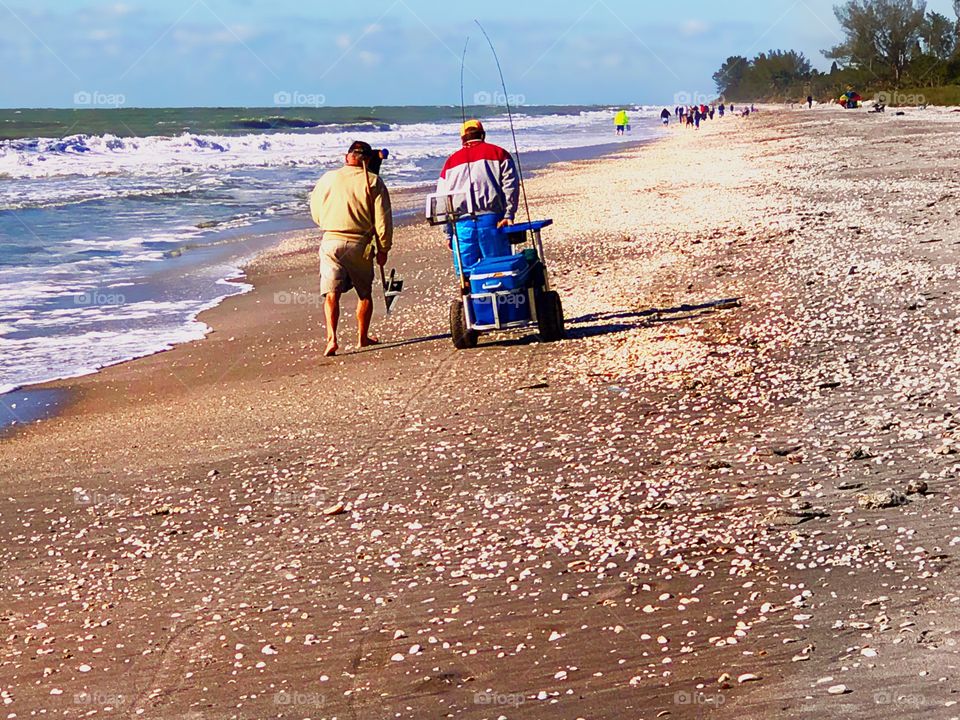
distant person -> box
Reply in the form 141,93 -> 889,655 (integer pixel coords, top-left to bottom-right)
660,108 -> 671,125
718,103 -> 725,118
694,108 -> 701,129
730,103 -> 735,113
614,109 -> 629,136
807,95 -> 813,109
708,106 -> 715,120
436,119 -> 519,276
310,140 -> 393,357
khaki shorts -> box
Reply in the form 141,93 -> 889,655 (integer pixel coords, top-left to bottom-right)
320,235 -> 375,299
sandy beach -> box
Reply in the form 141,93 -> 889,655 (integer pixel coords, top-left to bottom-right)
4,105 -> 960,719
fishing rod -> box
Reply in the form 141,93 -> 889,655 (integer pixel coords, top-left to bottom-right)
475,20 -> 533,228
459,35 -> 478,228
460,38 -> 470,127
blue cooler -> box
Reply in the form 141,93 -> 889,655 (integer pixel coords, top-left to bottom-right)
469,255 -> 532,327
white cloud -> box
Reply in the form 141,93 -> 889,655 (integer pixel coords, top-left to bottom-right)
357,50 -> 380,66
171,24 -> 260,48
227,24 -> 258,42
680,19 -> 709,37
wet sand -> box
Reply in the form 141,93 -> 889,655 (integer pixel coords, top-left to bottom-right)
3,106 -> 960,718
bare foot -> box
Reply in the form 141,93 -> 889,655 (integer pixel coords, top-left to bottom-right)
358,336 -> 380,348
324,339 -> 339,357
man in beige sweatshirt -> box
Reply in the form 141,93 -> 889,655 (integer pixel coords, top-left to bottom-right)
310,141 -> 393,357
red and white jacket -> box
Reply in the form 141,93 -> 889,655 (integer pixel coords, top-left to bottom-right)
437,141 -> 519,221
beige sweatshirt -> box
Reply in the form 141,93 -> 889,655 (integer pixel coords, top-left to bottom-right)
309,165 -> 393,252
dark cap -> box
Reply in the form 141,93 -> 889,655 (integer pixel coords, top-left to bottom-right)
348,140 -> 374,158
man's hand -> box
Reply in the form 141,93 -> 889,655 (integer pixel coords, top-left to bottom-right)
497,218 -> 513,229
376,250 -> 389,267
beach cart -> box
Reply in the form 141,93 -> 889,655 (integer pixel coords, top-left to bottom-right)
426,192 -> 566,349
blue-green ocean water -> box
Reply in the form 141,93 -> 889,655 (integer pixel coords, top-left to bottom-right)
0,104 -> 661,412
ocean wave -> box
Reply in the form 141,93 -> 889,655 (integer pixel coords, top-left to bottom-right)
0,320 -> 213,395
67,235 -> 186,250
232,117 -> 394,133
0,106 -> 664,404
0,109 -> 660,181
0,268 -> 252,396
192,200 -> 301,232
0,184 -> 208,211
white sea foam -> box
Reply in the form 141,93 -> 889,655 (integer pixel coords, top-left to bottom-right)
0,110 -> 659,182
0,107 -> 662,402
0,323 -> 211,391
0,273 -> 251,396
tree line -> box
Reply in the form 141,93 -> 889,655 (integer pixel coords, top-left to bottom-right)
713,0 -> 960,103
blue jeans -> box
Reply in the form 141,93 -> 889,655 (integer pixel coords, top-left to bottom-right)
451,214 -> 511,276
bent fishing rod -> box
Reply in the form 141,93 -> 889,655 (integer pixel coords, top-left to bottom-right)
469,21 -> 533,228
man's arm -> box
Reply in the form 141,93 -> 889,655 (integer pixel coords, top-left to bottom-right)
500,154 -> 520,222
436,160 -> 450,196
435,165 -> 456,243
309,175 -> 330,228
374,179 -> 393,254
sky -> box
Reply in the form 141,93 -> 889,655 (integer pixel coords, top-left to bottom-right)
1,0 -> 957,108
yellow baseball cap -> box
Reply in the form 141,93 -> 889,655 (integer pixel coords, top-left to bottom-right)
460,119 -> 485,137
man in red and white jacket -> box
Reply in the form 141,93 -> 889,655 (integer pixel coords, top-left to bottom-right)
437,119 -> 520,275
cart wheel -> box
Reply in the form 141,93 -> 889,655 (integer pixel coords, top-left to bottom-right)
537,290 -> 566,342
450,300 -> 478,350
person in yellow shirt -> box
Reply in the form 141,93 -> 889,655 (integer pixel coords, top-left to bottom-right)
614,109 -> 629,135
309,141 -> 393,357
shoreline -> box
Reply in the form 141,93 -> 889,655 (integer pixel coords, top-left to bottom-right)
0,134 -> 659,436
6,106 -> 960,718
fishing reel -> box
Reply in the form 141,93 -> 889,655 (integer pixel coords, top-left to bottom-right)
349,142 -> 390,175
368,148 -> 389,175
